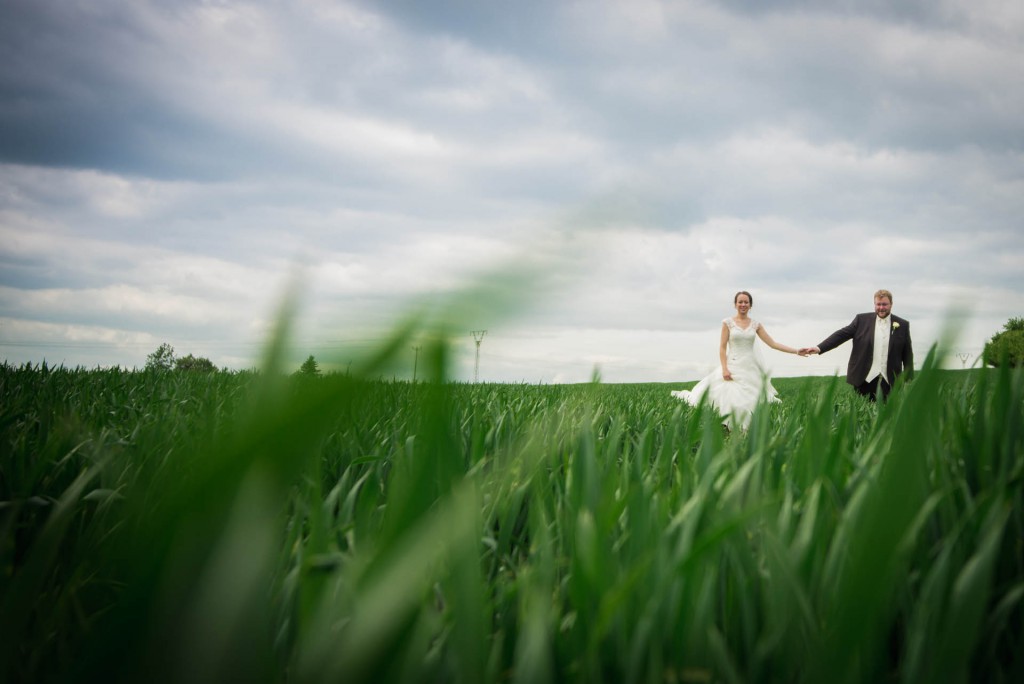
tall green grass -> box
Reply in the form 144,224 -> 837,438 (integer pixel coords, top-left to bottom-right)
1,338 -> 1022,682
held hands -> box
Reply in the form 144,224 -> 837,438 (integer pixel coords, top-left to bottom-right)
798,346 -> 820,356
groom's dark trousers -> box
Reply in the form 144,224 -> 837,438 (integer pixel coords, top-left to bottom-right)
856,376 -> 891,402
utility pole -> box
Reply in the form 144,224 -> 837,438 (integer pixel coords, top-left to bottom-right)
471,330 -> 487,383
412,345 -> 420,383
957,352 -> 971,369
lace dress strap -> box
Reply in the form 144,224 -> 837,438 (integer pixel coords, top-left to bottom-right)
724,317 -> 759,332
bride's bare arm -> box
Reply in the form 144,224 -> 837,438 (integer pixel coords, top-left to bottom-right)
756,325 -> 801,355
720,323 -> 733,379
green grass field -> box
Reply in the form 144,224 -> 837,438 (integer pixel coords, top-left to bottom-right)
2,338 -> 1022,683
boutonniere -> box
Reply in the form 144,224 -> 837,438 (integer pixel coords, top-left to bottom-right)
892,322 -> 900,330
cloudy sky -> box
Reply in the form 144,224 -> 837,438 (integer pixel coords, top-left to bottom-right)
2,0 -> 1022,383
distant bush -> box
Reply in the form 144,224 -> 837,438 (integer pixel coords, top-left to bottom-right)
175,354 -> 217,373
297,354 -> 320,376
145,343 -> 217,373
983,317 -> 1024,367
145,343 -> 176,371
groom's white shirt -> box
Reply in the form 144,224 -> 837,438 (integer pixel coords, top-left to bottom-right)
866,315 -> 891,383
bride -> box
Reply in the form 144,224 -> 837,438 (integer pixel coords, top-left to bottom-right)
672,291 -> 804,431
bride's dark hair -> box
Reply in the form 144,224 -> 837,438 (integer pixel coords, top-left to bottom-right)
734,291 -> 753,306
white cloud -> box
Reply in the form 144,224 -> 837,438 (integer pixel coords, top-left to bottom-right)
1,0 -> 1022,379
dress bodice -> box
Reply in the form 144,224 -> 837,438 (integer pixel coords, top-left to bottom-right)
724,318 -> 760,359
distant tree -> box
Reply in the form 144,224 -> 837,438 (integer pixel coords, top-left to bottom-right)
145,343 -> 176,371
298,354 -> 321,376
983,317 -> 1024,368
175,354 -> 217,373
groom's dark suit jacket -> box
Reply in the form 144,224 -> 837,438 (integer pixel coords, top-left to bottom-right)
817,313 -> 913,387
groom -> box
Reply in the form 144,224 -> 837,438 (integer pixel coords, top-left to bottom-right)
801,289 -> 913,401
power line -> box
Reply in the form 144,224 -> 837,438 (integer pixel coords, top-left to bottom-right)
0,337 -> 403,351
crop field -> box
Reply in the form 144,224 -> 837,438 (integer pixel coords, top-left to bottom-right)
2,336 -> 1022,683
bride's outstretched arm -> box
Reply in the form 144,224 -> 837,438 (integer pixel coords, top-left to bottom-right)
756,325 -> 803,355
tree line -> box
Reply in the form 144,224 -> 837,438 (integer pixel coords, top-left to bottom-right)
145,317 -> 1024,376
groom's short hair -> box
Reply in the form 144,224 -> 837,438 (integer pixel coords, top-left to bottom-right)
874,289 -> 893,302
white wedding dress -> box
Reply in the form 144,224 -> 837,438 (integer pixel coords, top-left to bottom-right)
671,318 -> 780,430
